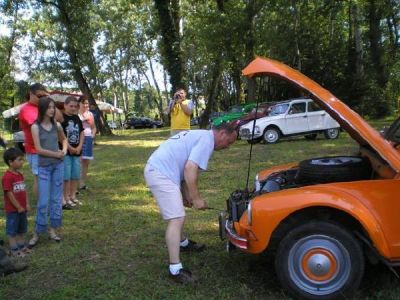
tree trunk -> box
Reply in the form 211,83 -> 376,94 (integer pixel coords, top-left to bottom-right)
368,0 -> 387,87
154,0 -> 186,91
200,56 -> 223,128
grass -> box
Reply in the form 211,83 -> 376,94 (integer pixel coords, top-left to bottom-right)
0,123 -> 399,299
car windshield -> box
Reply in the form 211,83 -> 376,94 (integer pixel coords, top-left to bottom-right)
229,106 -> 243,113
268,103 -> 289,116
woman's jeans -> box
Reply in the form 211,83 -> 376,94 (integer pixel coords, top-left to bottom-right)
35,161 -> 64,234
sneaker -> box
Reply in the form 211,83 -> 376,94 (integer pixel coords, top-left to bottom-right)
169,268 -> 195,284
180,240 -> 205,252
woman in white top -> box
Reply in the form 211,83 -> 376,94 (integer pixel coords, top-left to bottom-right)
78,96 -> 96,190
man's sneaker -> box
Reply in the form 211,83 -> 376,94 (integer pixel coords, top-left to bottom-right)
180,240 -> 205,252
169,268 -> 195,284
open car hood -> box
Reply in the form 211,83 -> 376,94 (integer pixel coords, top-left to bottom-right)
242,56 -> 400,173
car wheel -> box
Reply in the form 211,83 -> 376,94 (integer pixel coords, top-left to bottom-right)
152,124 -> 157,129
324,128 -> 340,139
123,123 -> 130,129
296,156 -> 371,184
247,138 -> 262,145
263,127 -> 280,144
304,134 -> 317,140
275,221 -> 364,300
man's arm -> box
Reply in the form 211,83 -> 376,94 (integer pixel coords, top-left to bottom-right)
179,101 -> 193,116
183,160 -> 207,209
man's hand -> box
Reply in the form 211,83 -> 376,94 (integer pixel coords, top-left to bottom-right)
17,206 -> 25,213
192,197 -> 208,210
183,197 -> 193,208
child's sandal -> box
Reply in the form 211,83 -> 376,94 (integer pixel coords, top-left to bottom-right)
21,247 -> 33,254
28,234 -> 39,248
48,231 -> 61,242
72,198 -> 82,205
11,250 -> 26,258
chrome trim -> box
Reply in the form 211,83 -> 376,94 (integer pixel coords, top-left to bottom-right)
225,220 -> 247,249
247,201 -> 252,225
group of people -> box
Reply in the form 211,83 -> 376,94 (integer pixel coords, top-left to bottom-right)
1,83 -> 96,265
2,85 -> 238,285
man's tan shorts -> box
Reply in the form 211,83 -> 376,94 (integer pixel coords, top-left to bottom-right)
144,164 -> 185,220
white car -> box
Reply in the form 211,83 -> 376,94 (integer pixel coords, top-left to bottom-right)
239,98 -> 340,144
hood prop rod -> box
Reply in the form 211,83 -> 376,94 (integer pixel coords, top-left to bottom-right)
245,77 -> 264,191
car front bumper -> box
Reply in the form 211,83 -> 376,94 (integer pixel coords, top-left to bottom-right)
239,128 -> 262,140
225,220 -> 248,249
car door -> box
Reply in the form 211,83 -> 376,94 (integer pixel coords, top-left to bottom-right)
284,102 -> 308,134
307,101 -> 327,130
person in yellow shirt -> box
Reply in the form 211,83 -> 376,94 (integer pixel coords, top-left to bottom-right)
168,88 -> 193,136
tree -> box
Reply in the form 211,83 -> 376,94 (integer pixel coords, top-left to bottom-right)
154,0 -> 186,91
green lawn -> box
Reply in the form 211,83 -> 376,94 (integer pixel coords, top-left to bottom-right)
0,125 -> 399,299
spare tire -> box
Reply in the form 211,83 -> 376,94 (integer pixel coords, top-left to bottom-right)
296,156 -> 371,184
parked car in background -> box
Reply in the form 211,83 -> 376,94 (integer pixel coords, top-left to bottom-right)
212,103 -> 256,127
238,101 -> 276,126
208,111 -> 225,125
123,117 -> 163,129
221,57 -> 400,299
239,98 -> 340,144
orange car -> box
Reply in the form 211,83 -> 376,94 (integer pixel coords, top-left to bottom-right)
220,57 -> 400,300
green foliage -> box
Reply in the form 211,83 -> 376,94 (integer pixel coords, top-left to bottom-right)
1,0 -> 399,120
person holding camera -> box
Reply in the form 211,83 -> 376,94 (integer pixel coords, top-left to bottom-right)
167,88 -> 193,136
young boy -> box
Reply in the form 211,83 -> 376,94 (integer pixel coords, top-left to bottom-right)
2,147 -> 30,257
60,96 -> 84,208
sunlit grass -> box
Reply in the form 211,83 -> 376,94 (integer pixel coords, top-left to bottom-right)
0,124 -> 399,299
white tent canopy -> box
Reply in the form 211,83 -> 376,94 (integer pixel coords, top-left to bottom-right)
2,91 -> 123,118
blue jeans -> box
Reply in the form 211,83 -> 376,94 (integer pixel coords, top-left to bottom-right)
35,161 -> 64,234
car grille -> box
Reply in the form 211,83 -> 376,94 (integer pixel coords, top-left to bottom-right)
226,190 -> 250,222
240,128 -> 251,138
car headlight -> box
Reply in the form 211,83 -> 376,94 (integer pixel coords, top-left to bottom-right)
254,174 -> 260,192
247,200 -> 252,225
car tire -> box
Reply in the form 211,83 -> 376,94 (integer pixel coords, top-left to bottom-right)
123,123 -> 130,129
275,221 -> 364,300
296,156 -> 371,184
263,127 -> 280,144
304,134 -> 317,140
324,128 -> 340,139
247,138 -> 262,145
152,124 -> 157,129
